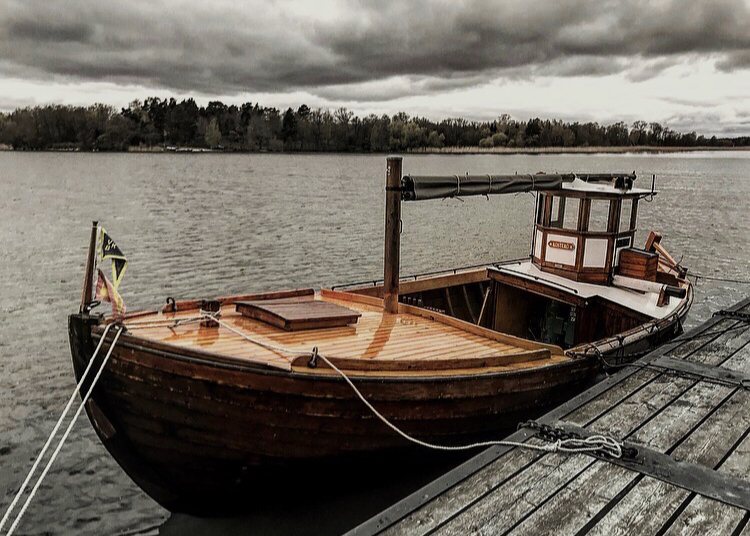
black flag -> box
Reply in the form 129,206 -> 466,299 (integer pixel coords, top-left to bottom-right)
98,227 -> 128,290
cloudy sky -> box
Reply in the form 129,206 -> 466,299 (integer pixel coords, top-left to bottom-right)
1,0 -> 749,135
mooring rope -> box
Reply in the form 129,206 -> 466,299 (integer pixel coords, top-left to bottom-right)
201,312 -> 624,459
688,272 -> 750,285
0,323 -> 117,534
309,349 -> 622,457
1,326 -> 124,536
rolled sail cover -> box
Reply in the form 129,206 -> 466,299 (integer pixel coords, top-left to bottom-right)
402,173 -> 574,201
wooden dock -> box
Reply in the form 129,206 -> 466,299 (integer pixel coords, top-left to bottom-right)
347,297 -> 750,536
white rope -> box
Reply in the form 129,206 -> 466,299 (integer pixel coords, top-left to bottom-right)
311,351 -> 622,458
201,312 -> 623,458
125,315 -> 204,330
209,313 -> 312,357
0,323 -> 115,534
3,327 -> 124,536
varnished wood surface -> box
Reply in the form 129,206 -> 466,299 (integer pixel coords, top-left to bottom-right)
70,303 -> 594,512
236,298 -> 362,331
348,297 -> 750,536
120,291 -> 564,373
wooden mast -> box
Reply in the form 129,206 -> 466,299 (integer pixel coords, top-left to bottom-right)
80,220 -> 98,313
384,156 -> 402,314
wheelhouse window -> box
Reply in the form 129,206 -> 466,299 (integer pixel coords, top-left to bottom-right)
549,196 -> 564,228
588,199 -> 611,232
563,198 -> 580,230
546,196 -> 580,230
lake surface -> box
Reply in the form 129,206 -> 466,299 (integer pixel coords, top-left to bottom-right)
1,152 -> 749,535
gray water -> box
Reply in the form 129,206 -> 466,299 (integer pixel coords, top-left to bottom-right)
0,152 -> 749,535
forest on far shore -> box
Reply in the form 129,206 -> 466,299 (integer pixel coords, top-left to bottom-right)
1,97 -> 748,152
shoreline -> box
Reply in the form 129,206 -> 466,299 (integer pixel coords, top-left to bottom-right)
1,145 -> 748,155
411,145 -> 750,155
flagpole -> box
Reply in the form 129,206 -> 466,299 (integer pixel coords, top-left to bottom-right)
80,221 -> 98,313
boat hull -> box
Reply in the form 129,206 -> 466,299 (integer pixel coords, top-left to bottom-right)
69,279 -> 690,515
70,313 -> 596,514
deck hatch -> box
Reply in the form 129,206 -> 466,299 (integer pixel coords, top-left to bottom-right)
235,298 -> 361,331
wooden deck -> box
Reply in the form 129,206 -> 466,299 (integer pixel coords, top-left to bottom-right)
348,296 -> 750,536
121,289 -> 565,373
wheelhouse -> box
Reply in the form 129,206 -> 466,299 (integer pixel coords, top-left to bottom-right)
532,176 -> 652,284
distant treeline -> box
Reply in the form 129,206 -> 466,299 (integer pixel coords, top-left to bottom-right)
1,97 -> 748,152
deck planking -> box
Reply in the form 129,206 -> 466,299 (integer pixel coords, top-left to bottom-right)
349,297 -> 750,536
121,292 -> 562,372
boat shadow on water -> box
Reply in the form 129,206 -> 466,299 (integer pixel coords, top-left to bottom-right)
157,401 -> 591,535
157,448 -> 476,536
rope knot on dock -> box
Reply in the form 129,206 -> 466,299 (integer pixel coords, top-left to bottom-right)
518,421 -> 628,459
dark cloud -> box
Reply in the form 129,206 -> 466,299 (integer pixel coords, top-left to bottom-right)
0,0 -> 749,99
717,51 -> 750,71
9,20 -> 93,43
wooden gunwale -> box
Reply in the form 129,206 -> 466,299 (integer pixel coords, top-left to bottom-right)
287,349 -> 550,371
393,269 -> 488,295
106,344 -> 579,403
95,334 -> 584,391
155,287 -> 316,314
97,328 -> 564,379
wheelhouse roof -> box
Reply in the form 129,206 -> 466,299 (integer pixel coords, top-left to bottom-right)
556,178 -> 655,197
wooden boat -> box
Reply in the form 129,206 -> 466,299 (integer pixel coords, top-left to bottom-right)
68,157 -> 692,514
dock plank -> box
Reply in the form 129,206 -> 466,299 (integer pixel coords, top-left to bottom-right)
420,374 -> 698,536
503,462 -> 635,536
500,381 -> 732,536
580,375 -> 695,438
660,496 -> 745,536
432,453 -> 596,536
662,418 -> 750,536
562,369 -> 659,426
656,407 -> 750,536
380,371 -> 705,536
378,448 -> 542,536
686,322 -> 750,366
716,337 -> 750,374
584,387 -> 750,535
349,297 -> 750,536
665,318 -> 739,360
